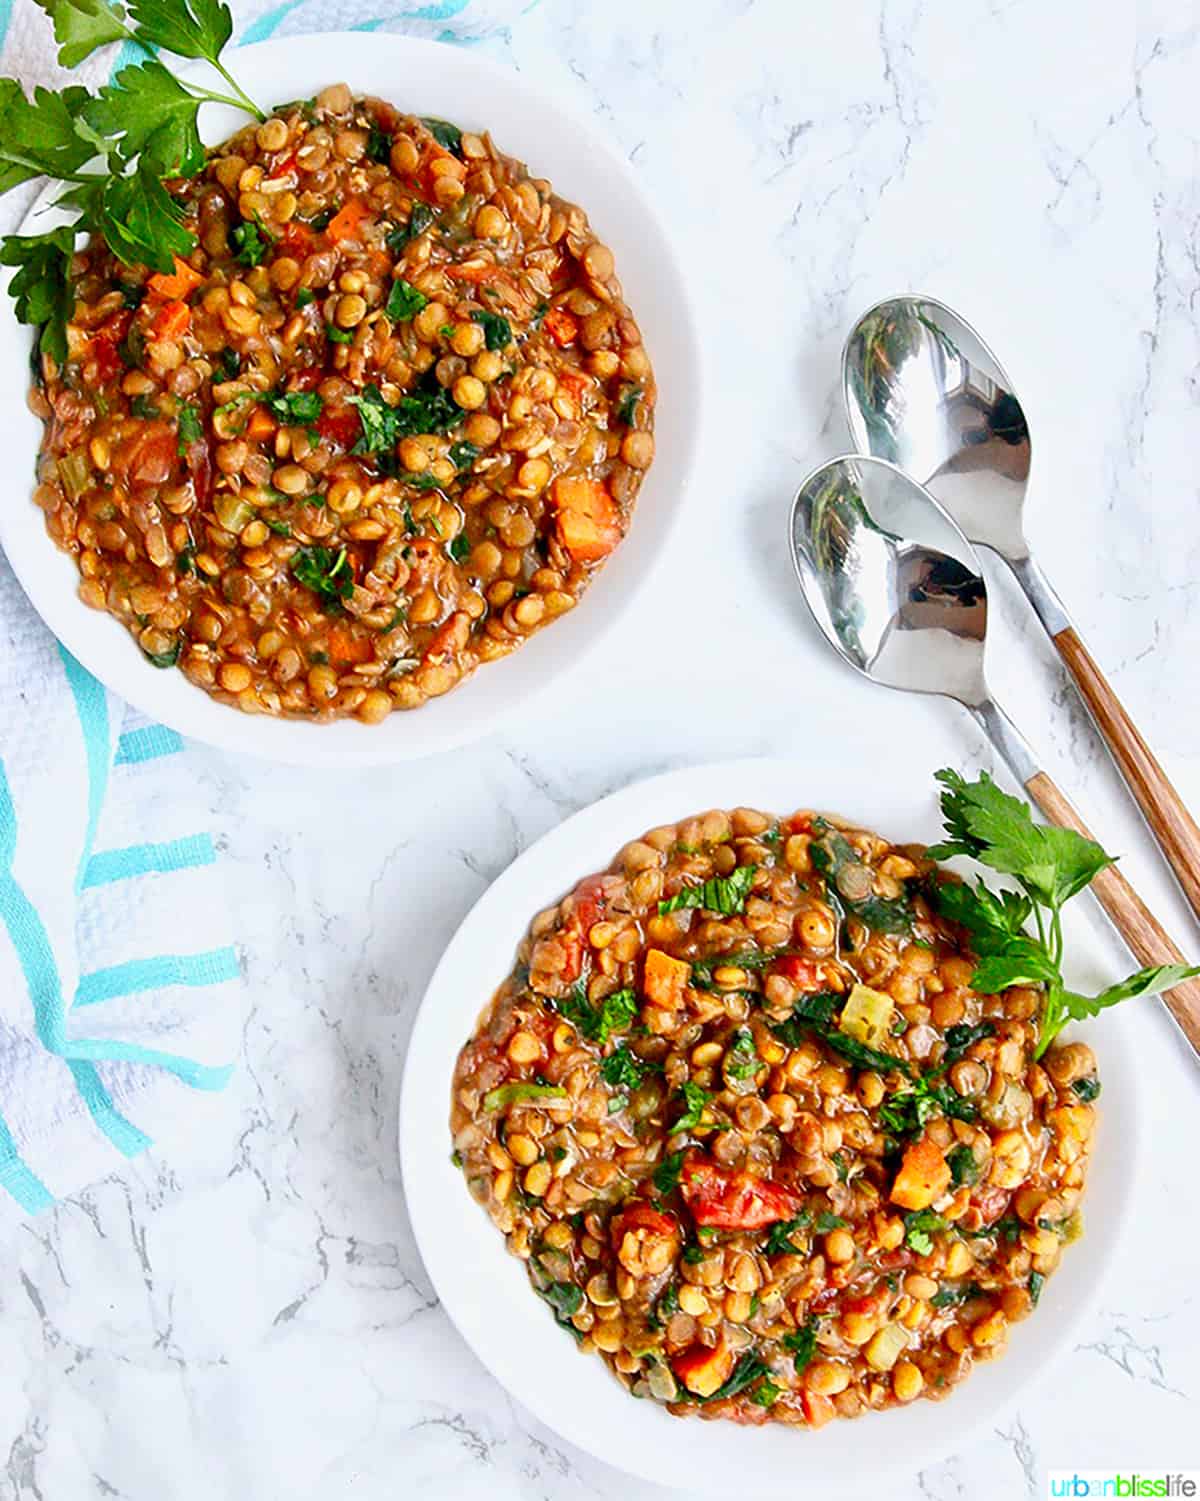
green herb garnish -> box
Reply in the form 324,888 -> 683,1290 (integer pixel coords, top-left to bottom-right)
175,400 -> 202,453
326,323 -> 354,344
809,818 -> 913,935
289,545 -> 353,607
615,382 -> 641,425
904,1209 -> 947,1255
763,1213 -> 810,1255
231,217 -> 271,266
929,769 -> 1200,1057
658,865 -> 757,917
471,308 -> 512,350
421,116 -> 462,153
782,1318 -> 818,1374
386,201 -> 435,253
295,287 -> 315,308
673,1080 -> 711,1133
385,277 -> 427,322
482,1081 -> 567,1112
554,982 -> 637,1045
448,531 -> 471,564
263,389 -> 322,424
725,1028 -> 760,1081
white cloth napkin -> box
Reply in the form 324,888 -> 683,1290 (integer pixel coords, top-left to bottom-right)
0,0 -> 535,1217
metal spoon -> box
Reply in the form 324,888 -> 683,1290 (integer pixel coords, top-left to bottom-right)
842,295 -> 1200,926
789,453 -> 1200,1058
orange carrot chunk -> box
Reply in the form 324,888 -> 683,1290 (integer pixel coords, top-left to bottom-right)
147,257 -> 203,301
150,300 -> 190,340
326,199 -> 371,243
890,1132 -> 951,1211
551,475 -> 622,563
672,1340 -> 735,1399
542,306 -> 579,347
643,948 -> 690,1009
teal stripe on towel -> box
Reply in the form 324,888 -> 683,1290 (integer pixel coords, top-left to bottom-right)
0,1110 -> 54,1212
84,834 -> 215,888
115,725 -> 184,765
56,646 -> 112,893
1,763 -> 235,1097
67,1062 -> 152,1159
76,946 -> 240,1006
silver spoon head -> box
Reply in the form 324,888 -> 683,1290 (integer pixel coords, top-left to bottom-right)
842,295 -> 1031,559
789,455 -> 992,709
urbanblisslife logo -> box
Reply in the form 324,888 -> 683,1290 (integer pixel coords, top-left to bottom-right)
1048,1475 -> 1199,1498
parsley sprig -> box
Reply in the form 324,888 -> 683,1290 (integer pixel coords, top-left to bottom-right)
1,0 -> 263,359
930,769 -> 1200,1056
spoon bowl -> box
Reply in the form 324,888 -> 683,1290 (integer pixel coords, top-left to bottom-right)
790,455 -> 993,712
842,296 -> 1033,564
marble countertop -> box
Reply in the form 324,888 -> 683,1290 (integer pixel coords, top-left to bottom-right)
4,0 -> 1200,1496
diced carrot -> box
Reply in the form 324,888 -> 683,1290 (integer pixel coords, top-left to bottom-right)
327,624 -> 372,665
542,306 -> 579,347
246,407 -> 277,441
550,475 -> 622,562
325,199 -> 371,243
151,300 -> 190,341
801,1392 -> 836,1429
672,1340 -> 734,1399
556,367 -> 592,402
890,1132 -> 951,1211
643,948 -> 690,1009
148,257 -> 203,301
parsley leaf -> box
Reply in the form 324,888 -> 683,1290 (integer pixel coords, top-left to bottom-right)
928,768 -> 1200,1058
83,59 -> 205,177
348,384 -> 400,454
553,982 -> 637,1045
672,1080 -> 711,1132
658,865 -> 757,916
263,389 -> 322,424
946,1142 -> 980,1187
809,818 -> 912,935
290,545 -> 353,607
471,308 -> 512,350
385,277 -> 427,322
0,227 -> 76,361
653,1151 -> 684,1199
126,0 -> 234,65
615,382 -> 642,425
33,0 -> 131,68
725,1027 -> 760,1081
421,116 -> 462,153
763,1213 -> 810,1256
600,1044 -> 645,1093
781,1319 -> 818,1374
0,79 -> 96,193
231,217 -> 272,267
98,161 -> 195,273
175,400 -> 202,453
904,1210 -> 947,1255
386,202 -> 435,252
448,531 -> 471,564
366,124 -> 391,162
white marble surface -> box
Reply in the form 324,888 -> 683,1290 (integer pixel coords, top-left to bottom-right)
4,0 -> 1200,1495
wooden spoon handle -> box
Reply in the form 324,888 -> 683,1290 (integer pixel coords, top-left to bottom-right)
1026,769 -> 1200,1056
1053,624 -> 1200,925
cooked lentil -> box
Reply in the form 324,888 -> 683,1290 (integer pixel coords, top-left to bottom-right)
29,87 -> 655,721
451,805 -> 1097,1427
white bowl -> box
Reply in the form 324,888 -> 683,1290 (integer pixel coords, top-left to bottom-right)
0,34 -> 702,766
400,739 -> 1139,1492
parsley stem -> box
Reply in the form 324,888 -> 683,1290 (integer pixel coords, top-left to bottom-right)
207,59 -> 265,122
2,153 -> 103,184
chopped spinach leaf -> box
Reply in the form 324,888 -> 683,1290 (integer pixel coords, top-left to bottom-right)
289,545 -> 353,607
471,308 -> 512,350
658,864 -> 757,916
385,276 -> 428,322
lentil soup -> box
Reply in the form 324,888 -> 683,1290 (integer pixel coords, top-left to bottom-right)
29,85 -> 655,722
451,804 -> 1098,1427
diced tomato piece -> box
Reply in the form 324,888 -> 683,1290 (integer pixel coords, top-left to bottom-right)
326,199 -> 372,243
801,1391 -> 835,1428
673,1339 -> 734,1399
122,425 -> 178,486
558,875 -> 606,982
151,300 -> 191,341
680,1155 -> 803,1230
423,610 -> 470,664
279,220 -> 315,258
293,364 -> 325,391
610,1202 -> 678,1245
773,955 -> 823,991
147,257 -> 203,301
316,407 -> 362,449
90,336 -> 123,385
643,948 -> 690,1009
550,475 -> 622,563
328,624 -> 373,665
891,1132 -> 951,1211
556,367 -> 592,402
786,814 -> 814,835
542,306 -> 579,346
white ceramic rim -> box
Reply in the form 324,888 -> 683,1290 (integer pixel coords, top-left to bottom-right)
399,749 -> 1141,1492
0,33 -> 703,766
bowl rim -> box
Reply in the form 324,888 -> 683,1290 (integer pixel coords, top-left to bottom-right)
0,31 -> 704,766
399,750 -> 1141,1491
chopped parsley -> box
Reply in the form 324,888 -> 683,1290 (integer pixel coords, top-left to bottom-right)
471,308 -> 512,350
385,277 -> 428,322
658,865 -> 757,917
448,531 -> 472,563
782,1319 -> 818,1374
653,1151 -> 684,1199
763,1213 -> 810,1256
672,1081 -> 711,1133
366,124 -> 392,162
326,323 -> 354,344
904,1210 -> 948,1255
175,401 -> 203,454
553,982 -> 637,1044
289,545 -> 353,607
263,389 -> 323,424
421,116 -> 462,153
615,382 -> 642,425
725,1028 -> 760,1081
231,218 -> 272,267
295,287 -> 315,308
386,202 -> 436,253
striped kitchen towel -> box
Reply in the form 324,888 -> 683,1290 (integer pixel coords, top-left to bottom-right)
0,552 -> 243,1218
